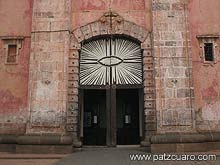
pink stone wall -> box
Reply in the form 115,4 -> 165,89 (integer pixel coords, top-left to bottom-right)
0,0 -> 33,134
71,0 -> 152,32
0,0 -> 33,36
189,0 -> 220,132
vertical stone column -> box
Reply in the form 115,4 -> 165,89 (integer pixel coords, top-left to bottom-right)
66,36 -> 81,147
152,0 -> 195,133
27,0 -> 71,134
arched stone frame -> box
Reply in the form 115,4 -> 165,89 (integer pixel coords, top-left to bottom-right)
67,12 -> 156,147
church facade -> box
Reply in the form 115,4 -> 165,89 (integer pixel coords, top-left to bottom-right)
1,0 -> 220,153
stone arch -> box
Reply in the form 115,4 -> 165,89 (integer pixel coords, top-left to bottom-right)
67,12 -> 156,147
71,11 -> 151,46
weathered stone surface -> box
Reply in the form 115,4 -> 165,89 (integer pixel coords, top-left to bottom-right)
151,143 -> 207,153
0,144 -> 16,153
0,135 -> 17,144
17,135 -> 72,145
151,133 -> 206,144
16,145 -> 72,154
74,28 -> 85,42
153,3 -> 170,11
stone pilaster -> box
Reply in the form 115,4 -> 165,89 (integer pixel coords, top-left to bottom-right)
152,0 -> 195,133
141,34 -> 157,145
27,0 -> 71,134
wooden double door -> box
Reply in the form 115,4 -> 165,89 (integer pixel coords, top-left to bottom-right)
82,88 -> 143,146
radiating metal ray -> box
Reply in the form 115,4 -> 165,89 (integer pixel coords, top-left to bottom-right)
80,37 -> 143,85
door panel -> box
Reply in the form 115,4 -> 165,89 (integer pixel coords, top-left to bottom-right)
83,90 -> 106,145
116,89 -> 140,145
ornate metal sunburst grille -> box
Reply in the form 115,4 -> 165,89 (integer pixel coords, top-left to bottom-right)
80,38 -> 142,86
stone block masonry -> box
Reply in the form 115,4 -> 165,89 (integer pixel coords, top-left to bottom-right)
152,0 -> 195,133
27,0 -> 71,134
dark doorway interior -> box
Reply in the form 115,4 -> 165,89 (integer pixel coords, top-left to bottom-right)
116,89 -> 140,145
82,88 -> 141,146
83,90 -> 106,145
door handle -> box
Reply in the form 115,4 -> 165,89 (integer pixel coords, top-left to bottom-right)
125,115 -> 131,124
93,115 -> 98,124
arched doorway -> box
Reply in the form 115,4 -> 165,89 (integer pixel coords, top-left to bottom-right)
68,12 -> 155,148
79,36 -> 144,146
